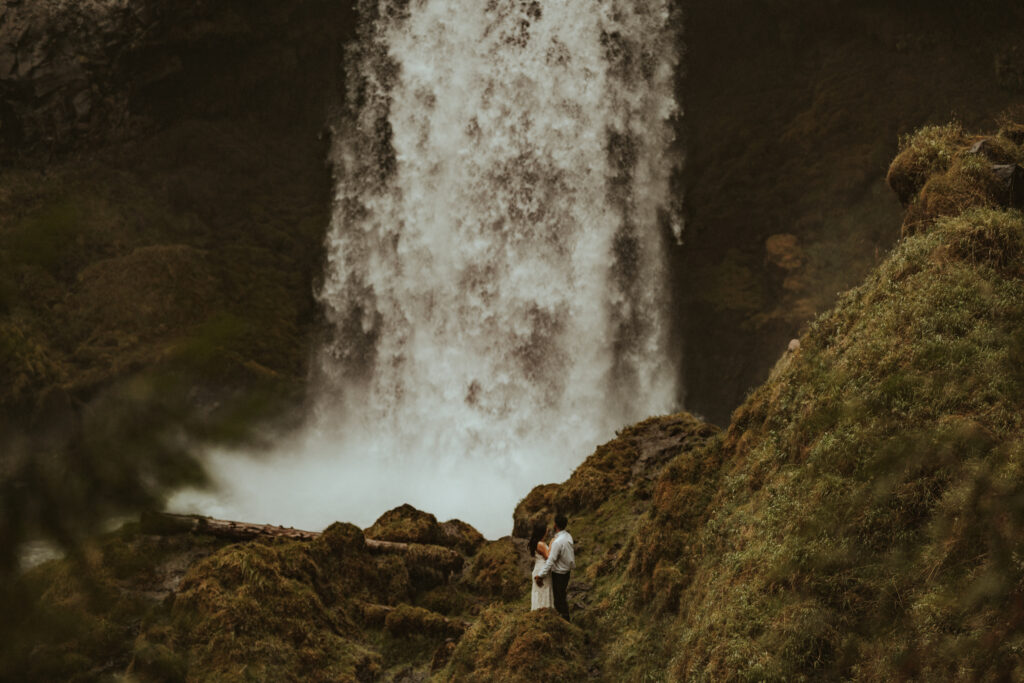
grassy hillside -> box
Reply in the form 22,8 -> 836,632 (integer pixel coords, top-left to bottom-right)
450,117 -> 1024,679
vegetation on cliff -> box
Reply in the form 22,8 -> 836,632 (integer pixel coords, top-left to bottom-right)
0,0 -> 353,573
4,0 -> 1024,677
682,0 -> 1024,423
448,115 -> 1024,679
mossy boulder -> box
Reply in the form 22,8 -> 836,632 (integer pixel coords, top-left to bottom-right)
886,122 -> 966,205
445,607 -> 587,682
439,519 -> 487,555
364,503 -> 443,544
416,584 -> 473,616
365,504 -> 485,556
166,540 -> 378,680
888,118 -> 1024,236
401,544 -> 465,591
320,521 -> 366,555
465,538 -> 528,602
513,412 -> 718,537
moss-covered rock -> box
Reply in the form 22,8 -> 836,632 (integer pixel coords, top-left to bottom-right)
445,607 -> 587,682
513,412 -> 718,538
365,504 -> 444,546
886,122 -> 966,205
164,540 -> 374,681
465,538 -> 528,602
365,504 -> 485,556
888,119 -> 1024,236
320,521 -> 366,555
439,519 -> 487,555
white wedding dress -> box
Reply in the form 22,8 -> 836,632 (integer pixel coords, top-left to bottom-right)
531,556 -> 554,610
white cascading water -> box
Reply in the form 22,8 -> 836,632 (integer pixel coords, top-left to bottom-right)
170,0 -> 681,538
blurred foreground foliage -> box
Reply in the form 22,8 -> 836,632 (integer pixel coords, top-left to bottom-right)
0,117 -> 331,576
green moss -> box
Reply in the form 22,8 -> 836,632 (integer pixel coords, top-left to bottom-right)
887,122 -> 965,205
888,117 -> 1024,236
366,504 -> 445,546
384,604 -> 464,639
168,543 -> 353,679
445,607 -> 587,682
439,519 -> 486,555
629,207 -> 1024,680
465,539 -> 526,602
513,412 -> 717,537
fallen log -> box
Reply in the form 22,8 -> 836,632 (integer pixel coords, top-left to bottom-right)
141,511 -> 322,541
140,511 -> 464,573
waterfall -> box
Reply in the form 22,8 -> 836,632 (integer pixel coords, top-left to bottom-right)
170,0 -> 681,538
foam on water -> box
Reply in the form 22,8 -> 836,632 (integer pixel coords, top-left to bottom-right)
170,0 -> 682,538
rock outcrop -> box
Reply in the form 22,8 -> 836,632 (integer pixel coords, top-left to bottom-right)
0,0 -> 353,156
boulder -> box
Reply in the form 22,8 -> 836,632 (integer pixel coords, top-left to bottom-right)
366,504 -> 485,555
365,504 -> 444,546
465,537 -> 528,601
991,163 -> 1024,209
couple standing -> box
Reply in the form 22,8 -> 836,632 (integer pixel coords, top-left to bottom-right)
529,513 -> 575,621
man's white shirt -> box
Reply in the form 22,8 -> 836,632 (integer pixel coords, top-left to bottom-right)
538,530 -> 575,577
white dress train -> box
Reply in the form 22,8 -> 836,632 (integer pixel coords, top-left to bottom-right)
531,556 -> 554,610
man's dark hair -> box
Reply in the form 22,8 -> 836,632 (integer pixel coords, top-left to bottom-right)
554,513 -> 568,530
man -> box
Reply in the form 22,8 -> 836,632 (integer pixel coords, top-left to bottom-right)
534,513 -> 575,621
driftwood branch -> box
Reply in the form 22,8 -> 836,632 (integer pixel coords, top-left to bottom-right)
142,511 -> 323,541
140,512 -> 463,572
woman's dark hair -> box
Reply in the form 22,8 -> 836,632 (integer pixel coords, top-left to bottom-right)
527,525 -> 545,557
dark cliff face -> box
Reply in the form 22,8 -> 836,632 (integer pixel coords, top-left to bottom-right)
4,0 -> 1022,426
0,0 -> 356,569
0,0 -> 354,156
676,0 -> 1024,424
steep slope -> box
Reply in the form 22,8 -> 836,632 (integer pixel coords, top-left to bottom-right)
680,0 -> 1024,423
451,118 -> 1024,680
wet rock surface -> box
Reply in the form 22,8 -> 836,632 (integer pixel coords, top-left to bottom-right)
0,0 -> 352,156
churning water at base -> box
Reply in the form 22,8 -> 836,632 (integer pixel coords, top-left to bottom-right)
170,0 -> 681,538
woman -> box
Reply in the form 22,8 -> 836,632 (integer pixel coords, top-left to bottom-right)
528,525 -> 554,610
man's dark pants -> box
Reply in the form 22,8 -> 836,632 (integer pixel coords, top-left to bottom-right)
552,571 -> 571,621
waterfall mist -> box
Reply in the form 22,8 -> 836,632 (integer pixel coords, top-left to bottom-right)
170,0 -> 682,539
